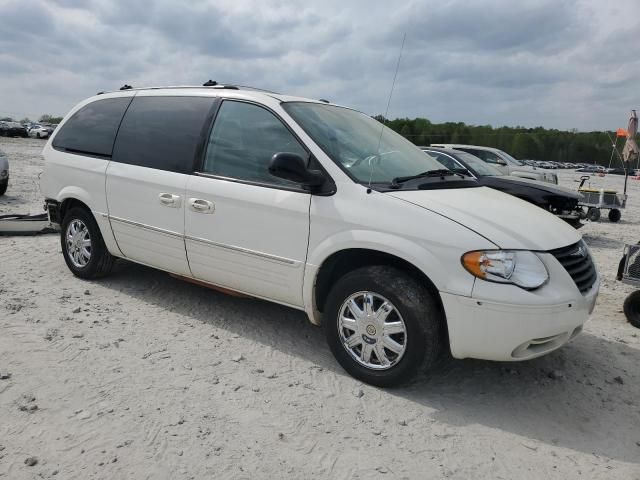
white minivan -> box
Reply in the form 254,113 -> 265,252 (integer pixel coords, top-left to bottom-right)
42,85 -> 599,386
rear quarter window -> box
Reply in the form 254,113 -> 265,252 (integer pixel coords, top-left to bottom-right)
52,97 -> 132,157
112,96 -> 215,173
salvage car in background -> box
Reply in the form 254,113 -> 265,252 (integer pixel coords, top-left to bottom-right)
0,121 -> 28,137
422,147 -> 584,228
0,152 -> 8,196
28,125 -> 50,139
432,144 -> 558,184
42,85 -> 599,386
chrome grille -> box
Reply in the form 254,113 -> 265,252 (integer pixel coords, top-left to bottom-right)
548,241 -> 597,294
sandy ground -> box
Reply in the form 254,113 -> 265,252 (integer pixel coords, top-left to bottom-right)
0,136 -> 639,480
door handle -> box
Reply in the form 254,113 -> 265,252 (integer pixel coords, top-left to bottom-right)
188,198 -> 215,214
159,193 -> 181,208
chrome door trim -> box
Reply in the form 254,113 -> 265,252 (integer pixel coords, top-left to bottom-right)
108,215 -> 297,266
109,215 -> 183,239
185,235 -> 298,266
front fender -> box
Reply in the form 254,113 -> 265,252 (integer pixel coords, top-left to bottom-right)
302,229 -> 478,325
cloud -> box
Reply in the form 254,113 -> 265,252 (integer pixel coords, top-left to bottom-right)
0,0 -> 637,130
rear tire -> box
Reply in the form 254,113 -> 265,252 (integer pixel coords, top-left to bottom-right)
608,209 -> 621,222
61,207 -> 115,279
623,291 -> 640,328
324,265 -> 443,387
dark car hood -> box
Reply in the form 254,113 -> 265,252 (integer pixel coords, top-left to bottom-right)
479,175 -> 582,200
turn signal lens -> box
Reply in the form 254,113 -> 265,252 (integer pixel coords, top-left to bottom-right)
462,250 -> 548,290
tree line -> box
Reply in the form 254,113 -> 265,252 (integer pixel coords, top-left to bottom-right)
0,114 -> 64,124
376,116 -> 636,166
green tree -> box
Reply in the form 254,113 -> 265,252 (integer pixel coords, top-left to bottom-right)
39,114 -> 64,124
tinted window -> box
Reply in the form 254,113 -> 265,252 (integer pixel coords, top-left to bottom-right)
53,97 -> 132,157
203,101 -> 307,185
112,96 -> 215,173
459,148 -> 501,164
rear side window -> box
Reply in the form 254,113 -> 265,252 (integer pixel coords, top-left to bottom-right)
53,97 -> 132,157
112,96 -> 215,173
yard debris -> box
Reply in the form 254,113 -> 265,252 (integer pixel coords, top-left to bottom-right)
24,456 -> 38,466
547,370 -> 565,380
17,394 -> 38,412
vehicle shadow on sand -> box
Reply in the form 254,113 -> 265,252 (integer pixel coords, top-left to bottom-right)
100,260 -> 640,465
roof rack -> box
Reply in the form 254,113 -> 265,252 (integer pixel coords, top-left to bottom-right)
95,83 -> 278,96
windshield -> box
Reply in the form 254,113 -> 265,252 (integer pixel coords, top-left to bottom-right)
456,152 -> 504,176
498,150 -> 524,166
282,102 -> 445,183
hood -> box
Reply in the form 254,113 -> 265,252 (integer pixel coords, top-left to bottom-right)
481,175 -> 582,200
389,186 -> 581,251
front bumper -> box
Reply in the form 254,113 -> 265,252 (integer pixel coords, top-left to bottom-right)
441,257 -> 599,361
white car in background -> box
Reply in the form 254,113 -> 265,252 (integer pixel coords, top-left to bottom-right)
41,85 -> 598,386
28,125 -> 50,139
432,144 -> 558,184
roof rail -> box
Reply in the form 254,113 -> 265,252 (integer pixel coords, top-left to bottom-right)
95,83 -> 278,95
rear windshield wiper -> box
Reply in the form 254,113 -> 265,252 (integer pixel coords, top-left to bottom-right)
390,169 -> 462,187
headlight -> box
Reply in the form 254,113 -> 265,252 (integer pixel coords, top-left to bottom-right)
462,250 -> 549,290
0,170 -> 7,179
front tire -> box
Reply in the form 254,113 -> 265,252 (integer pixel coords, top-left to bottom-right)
324,266 -> 443,387
61,207 -> 115,279
0,179 -> 7,196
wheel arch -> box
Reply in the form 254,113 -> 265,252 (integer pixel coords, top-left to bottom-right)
313,247 -> 444,314
310,247 -> 450,353
60,197 -> 93,221
56,186 -> 95,218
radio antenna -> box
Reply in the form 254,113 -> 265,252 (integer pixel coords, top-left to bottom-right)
368,32 -> 406,192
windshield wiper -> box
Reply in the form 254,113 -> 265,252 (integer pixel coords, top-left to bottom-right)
390,169 -> 462,188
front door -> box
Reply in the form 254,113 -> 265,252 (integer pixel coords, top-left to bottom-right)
185,100 -> 311,307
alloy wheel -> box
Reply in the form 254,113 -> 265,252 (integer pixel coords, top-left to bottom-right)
337,291 -> 407,370
65,219 -> 92,268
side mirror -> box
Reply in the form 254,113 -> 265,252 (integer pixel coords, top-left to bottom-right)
269,152 -> 325,187
496,158 -> 508,166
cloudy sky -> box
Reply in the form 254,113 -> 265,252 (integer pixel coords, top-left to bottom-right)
1,0 -> 638,130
